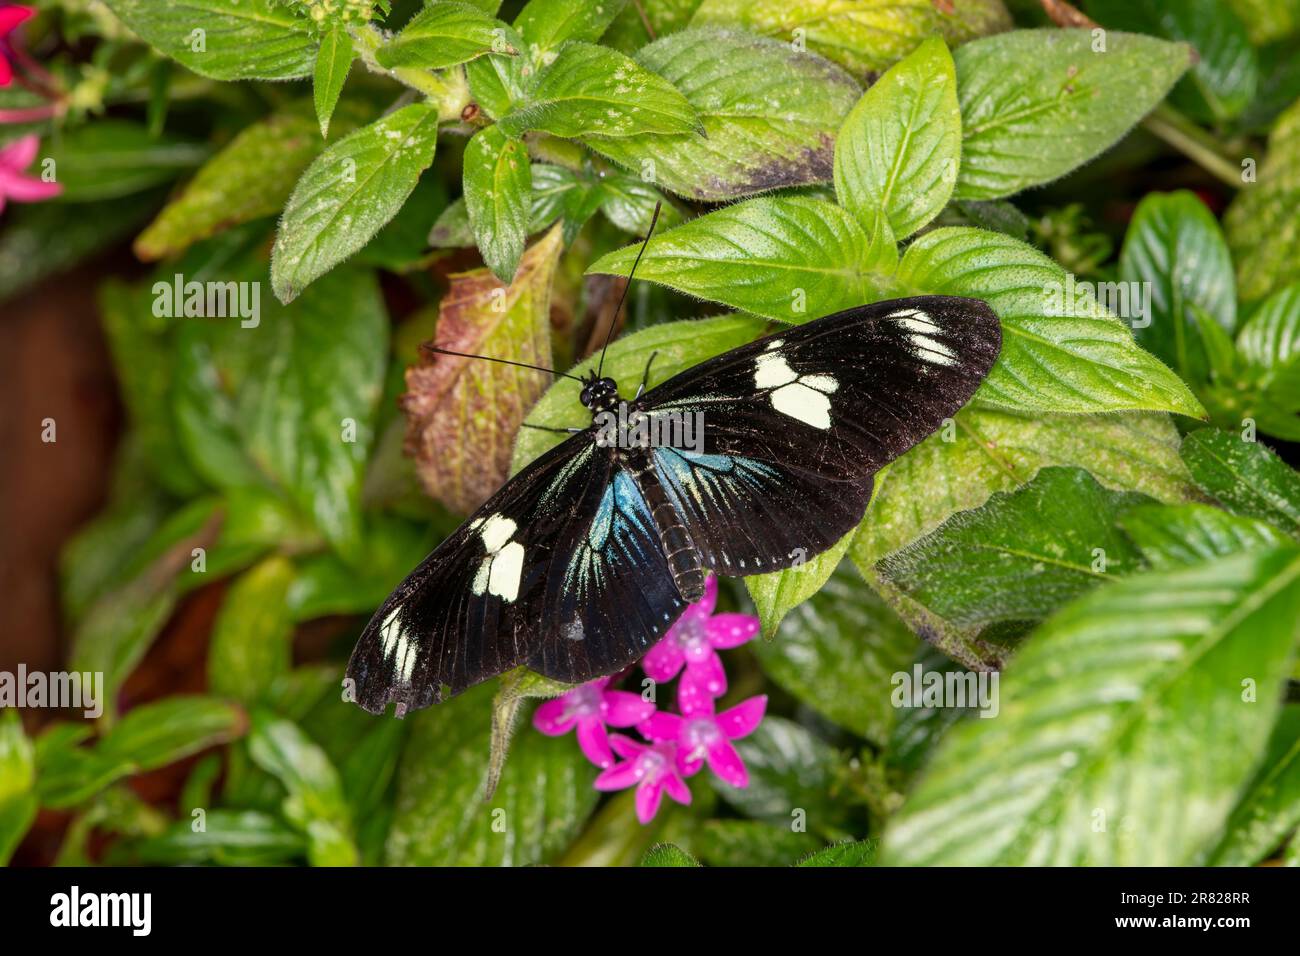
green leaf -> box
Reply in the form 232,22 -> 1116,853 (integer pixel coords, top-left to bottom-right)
898,227 -> 1207,417
175,267 -> 389,558
0,712 -> 36,864
879,467 -> 1152,628
1236,283 -> 1300,433
1223,0 -> 1300,44
272,102 -> 440,303
1119,190 -> 1236,385
136,110 -> 323,260
587,196 -> 897,322
44,121 -> 207,202
0,193 -> 159,305
385,684 -> 599,865
1087,0 -> 1258,123
693,819 -> 822,866
834,36 -> 960,240
585,28 -> 861,201
376,1 -> 507,69
1119,503 -> 1289,569
690,0 -> 1012,74
881,546 -> 1300,865
1180,429 -> 1300,534
710,717 -> 852,836
1225,98 -> 1300,302
463,124 -> 532,282
208,556 -> 297,704
853,406 -> 1198,568
797,838 -> 877,866
512,313 -> 768,469
247,711 -> 357,866
751,561 -> 916,745
640,842 -> 702,866
953,29 -> 1191,200
405,227 -> 560,514
466,23 -> 533,120
1206,705 -> 1300,865
38,697 -> 246,809
498,41 -> 701,139
746,531 -> 854,639
314,27 -> 353,138
515,0 -> 629,61
134,809 -> 307,866
101,0 -> 318,81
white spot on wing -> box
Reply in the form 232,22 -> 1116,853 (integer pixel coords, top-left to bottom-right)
910,333 -> 957,365
479,514 -> 517,551
488,541 -> 525,602
754,352 -> 798,389
771,382 -> 833,429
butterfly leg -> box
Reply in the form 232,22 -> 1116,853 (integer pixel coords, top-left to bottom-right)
634,351 -> 660,399
520,423 -> 584,434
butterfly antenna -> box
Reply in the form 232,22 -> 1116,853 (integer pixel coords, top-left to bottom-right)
420,344 -> 585,383
596,201 -> 662,378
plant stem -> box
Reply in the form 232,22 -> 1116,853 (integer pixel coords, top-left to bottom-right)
350,23 -> 471,120
1142,105 -> 1246,190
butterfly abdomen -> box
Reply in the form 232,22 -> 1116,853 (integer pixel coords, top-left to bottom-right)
625,449 -> 706,603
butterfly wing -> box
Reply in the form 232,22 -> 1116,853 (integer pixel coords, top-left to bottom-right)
346,435 -> 684,715
637,295 -> 1001,575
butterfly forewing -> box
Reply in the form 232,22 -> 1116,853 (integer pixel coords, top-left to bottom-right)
636,295 -> 1001,574
345,436 -> 684,714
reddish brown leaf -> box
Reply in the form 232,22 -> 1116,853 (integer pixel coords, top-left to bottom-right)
402,226 -> 563,514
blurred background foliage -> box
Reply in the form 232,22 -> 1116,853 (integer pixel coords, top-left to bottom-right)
3,0 -> 1300,867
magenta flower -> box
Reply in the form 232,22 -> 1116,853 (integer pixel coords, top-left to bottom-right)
0,134 -> 60,214
0,6 -> 34,88
533,676 -> 655,769
594,734 -> 692,823
639,694 -> 767,788
641,575 -> 758,702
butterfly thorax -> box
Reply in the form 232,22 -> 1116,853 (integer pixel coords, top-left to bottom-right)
579,374 -> 621,416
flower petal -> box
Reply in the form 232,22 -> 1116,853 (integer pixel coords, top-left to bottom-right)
532,697 -> 577,736
637,711 -> 681,743
640,638 -> 685,683
0,134 -> 41,171
662,771 -> 692,806
602,689 -> 654,726
0,56 -> 12,88
677,668 -> 720,717
608,733 -> 645,761
707,612 -> 760,649
0,7 -> 34,36
706,739 -> 749,788
717,695 -> 767,740
594,760 -> 640,791
696,574 -> 718,615
1,173 -> 60,202
683,652 -> 727,700
635,778 -> 665,824
575,717 -> 614,768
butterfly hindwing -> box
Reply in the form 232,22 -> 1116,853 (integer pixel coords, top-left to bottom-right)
637,295 -> 1001,574
345,437 -> 684,714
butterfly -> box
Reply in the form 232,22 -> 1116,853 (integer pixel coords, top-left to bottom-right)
345,218 -> 1001,717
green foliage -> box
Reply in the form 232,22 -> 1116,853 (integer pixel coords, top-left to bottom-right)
18,0 -> 1300,870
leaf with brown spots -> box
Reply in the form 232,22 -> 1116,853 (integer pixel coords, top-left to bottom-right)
402,225 -> 563,514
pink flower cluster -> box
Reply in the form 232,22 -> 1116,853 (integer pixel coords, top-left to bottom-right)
1,6 -> 62,213
534,576 -> 766,824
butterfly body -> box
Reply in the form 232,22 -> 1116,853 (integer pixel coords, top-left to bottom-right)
346,295 -> 1001,717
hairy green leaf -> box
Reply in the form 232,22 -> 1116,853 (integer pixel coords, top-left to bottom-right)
463,124 -> 532,282
954,29 -> 1191,200
586,28 -> 861,201
1207,706 -> 1300,865
514,0 -> 629,62
376,1 -> 507,69
313,27 -> 353,138
272,103 -> 440,303
1119,502 -> 1289,569
882,546 -> 1300,865
834,36 -> 960,240
1180,429 -> 1300,534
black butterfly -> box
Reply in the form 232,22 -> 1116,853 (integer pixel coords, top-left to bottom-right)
345,290 -> 1001,716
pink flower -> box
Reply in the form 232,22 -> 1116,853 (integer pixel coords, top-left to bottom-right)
0,134 -> 60,213
594,734 -> 692,823
641,575 -> 758,702
532,676 -> 655,769
0,6 -> 34,88
639,694 -> 767,788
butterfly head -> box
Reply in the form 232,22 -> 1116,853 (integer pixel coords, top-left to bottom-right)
579,372 -> 620,413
